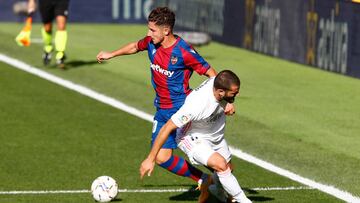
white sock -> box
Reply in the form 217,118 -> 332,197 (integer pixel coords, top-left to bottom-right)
217,168 -> 249,202
210,172 -> 228,199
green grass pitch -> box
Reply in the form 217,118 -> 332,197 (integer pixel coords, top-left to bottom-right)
1,22 -> 360,202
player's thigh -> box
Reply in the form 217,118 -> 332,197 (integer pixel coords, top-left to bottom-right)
151,109 -> 178,149
179,137 -> 215,166
212,139 -> 232,163
151,119 -> 177,149
156,148 -> 173,164
206,152 -> 228,172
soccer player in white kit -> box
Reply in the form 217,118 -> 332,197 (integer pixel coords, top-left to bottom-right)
140,70 -> 251,203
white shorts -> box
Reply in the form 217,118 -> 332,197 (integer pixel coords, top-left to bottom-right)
177,135 -> 231,166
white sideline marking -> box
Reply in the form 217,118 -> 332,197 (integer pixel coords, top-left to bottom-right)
251,186 -> 313,191
230,147 -> 360,202
1,53 -> 359,203
0,187 -> 313,195
0,54 -> 153,122
30,38 -> 43,44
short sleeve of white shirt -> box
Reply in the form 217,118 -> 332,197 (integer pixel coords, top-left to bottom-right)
171,97 -> 202,128
171,78 -> 215,128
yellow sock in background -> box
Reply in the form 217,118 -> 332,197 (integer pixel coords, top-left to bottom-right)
41,28 -> 53,53
55,30 -> 67,59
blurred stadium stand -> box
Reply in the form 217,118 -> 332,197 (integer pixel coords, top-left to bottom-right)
1,0 -> 359,78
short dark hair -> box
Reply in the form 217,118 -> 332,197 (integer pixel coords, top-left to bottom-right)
148,7 -> 175,30
214,70 -> 240,90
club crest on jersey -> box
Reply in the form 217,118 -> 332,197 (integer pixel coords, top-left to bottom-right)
180,114 -> 191,124
170,55 -> 178,65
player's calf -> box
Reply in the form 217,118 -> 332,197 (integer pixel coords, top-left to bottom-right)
158,155 -> 203,182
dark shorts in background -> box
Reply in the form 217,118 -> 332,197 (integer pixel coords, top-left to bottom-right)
38,0 -> 69,23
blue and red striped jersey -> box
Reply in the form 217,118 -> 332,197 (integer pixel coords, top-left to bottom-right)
137,36 -> 210,109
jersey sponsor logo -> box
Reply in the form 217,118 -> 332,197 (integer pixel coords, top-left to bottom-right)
170,55 -> 178,65
151,63 -> 174,77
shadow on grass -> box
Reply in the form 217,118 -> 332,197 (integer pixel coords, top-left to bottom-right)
143,184 -> 195,188
64,59 -> 100,68
249,196 -> 275,202
141,185 -> 275,202
112,197 -> 123,201
244,188 -> 275,202
44,59 -> 101,70
169,185 -> 199,201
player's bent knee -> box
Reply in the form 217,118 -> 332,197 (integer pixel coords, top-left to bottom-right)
207,152 -> 228,172
214,162 -> 228,172
155,149 -> 173,164
155,157 -> 168,164
155,155 -> 171,164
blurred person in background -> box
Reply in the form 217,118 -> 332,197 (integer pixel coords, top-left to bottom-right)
97,6 -> 235,202
27,0 -> 69,68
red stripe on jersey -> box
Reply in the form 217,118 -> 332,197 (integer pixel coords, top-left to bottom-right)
180,47 -> 209,75
153,46 -> 173,109
137,36 -> 152,51
183,68 -> 192,96
152,71 -> 172,109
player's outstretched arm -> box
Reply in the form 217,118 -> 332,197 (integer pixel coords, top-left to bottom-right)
96,42 -> 138,63
139,120 -> 177,179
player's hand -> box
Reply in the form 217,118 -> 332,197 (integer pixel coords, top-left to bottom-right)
28,0 -> 36,14
139,158 -> 155,179
96,51 -> 113,63
224,103 -> 235,116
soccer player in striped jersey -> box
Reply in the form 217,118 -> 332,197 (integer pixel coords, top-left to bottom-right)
97,7 -> 235,201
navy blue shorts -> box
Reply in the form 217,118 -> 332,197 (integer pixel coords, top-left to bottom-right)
151,108 -> 180,149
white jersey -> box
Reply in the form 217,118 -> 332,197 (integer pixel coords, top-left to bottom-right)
171,77 -> 227,143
